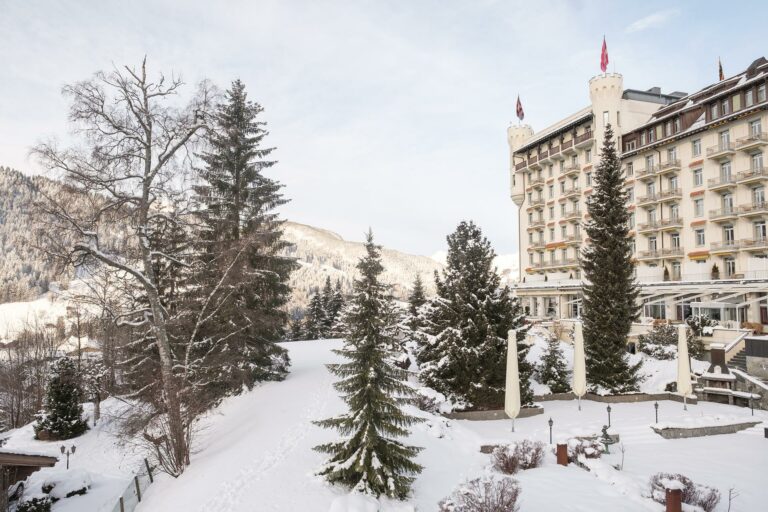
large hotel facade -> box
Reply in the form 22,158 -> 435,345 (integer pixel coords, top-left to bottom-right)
508,57 -> 768,330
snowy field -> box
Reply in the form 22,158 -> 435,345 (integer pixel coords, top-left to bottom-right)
125,339 -> 766,512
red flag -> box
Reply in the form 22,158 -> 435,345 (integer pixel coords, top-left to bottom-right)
600,36 -> 609,73
718,58 -> 725,81
516,95 -> 524,121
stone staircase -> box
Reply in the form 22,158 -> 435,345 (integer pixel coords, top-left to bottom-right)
728,348 -> 747,372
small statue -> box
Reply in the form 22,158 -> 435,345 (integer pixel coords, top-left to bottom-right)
600,425 -> 615,454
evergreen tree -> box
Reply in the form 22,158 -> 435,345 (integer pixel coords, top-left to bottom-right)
304,293 -> 328,340
581,124 -> 642,393
406,275 -> 427,331
416,221 -> 531,408
327,280 -> 347,338
314,231 -> 423,499
538,336 -> 570,393
191,79 -> 297,401
34,357 -> 88,440
288,314 -> 305,341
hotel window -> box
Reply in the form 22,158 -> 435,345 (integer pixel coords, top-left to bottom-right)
529,232 -> 533,243
640,132 -> 646,145
721,99 -> 730,116
667,147 -> 677,161
695,229 -> 705,246
646,182 -> 656,196
746,89 -> 754,107
560,181 -> 566,193
648,128 -> 656,143
648,236 -> 657,251
561,248 -> 568,261
722,193 -> 734,212
561,204 -> 566,215
710,103 -> 718,119
665,121 -> 672,136
725,257 -> 736,277
669,176 -> 678,191
670,204 -> 680,220
585,172 -> 592,186
528,212 -> 533,223
671,232 -> 680,248
672,261 -> 681,280
629,212 -> 635,228
550,228 -> 555,240
692,139 -> 701,156
626,162 -> 634,176
630,240 -> 636,254
603,111 -> 609,126
548,165 -> 554,177
625,187 -> 634,202
585,149 -> 592,163
694,198 -> 704,217
625,140 -> 636,151
723,224 -> 735,244
648,208 -> 657,223
571,155 -> 578,166
759,84 -> 766,103
750,119 -> 762,136
645,155 -> 655,169
549,184 -> 554,198
693,169 -> 703,187
720,161 -> 732,180
755,221 -> 767,241
528,192 -> 533,203
550,251 -> 556,263
561,225 -> 567,237
719,130 -> 730,148
549,206 -> 555,219
754,186 -> 766,206
559,160 -> 565,172
617,111 -> 621,127
574,224 -> 581,236
673,118 -> 680,133
752,152 -> 763,170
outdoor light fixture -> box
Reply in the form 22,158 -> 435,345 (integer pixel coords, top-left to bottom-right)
548,417 -> 553,444
60,444 -> 76,470
654,401 -> 659,424
749,386 -> 755,416
606,405 -> 612,428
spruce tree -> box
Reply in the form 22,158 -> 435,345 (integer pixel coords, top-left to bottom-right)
406,275 -> 427,331
327,280 -> 346,338
538,336 -> 570,394
321,276 -> 335,331
314,231 -> 422,499
581,124 -> 642,393
191,79 -> 297,399
34,357 -> 88,440
416,221 -> 531,408
289,315 -> 305,341
304,293 -> 328,340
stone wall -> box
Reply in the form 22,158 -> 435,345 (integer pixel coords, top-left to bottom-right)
445,407 -> 544,421
534,392 -> 697,405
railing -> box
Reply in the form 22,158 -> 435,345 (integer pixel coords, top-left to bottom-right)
529,219 -> 546,228
660,247 -> 684,257
635,167 -> 657,180
707,175 -> 736,188
538,150 -> 549,160
735,132 -> 768,149
562,163 -> 580,174
562,209 -> 582,221
562,186 -> 581,197
574,131 -> 593,146
530,240 -> 546,249
736,167 -> 768,182
741,237 -> 768,250
529,176 -> 545,187
658,159 -> 681,171
710,240 -> 740,251
659,216 -> 683,228
709,207 -> 738,220
637,221 -> 661,231
658,188 -> 682,200
636,193 -> 658,205
550,145 -> 561,156
638,250 -> 660,259
739,202 -> 768,215
515,161 -> 527,171
529,197 -> 545,207
110,459 -> 155,512
706,142 -> 735,156
561,140 -> 574,152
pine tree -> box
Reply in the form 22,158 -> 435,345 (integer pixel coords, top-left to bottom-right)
314,231 -> 423,499
191,79 -> 297,400
538,336 -> 570,393
581,124 -> 642,393
406,275 -> 427,331
288,315 -> 305,341
34,357 -> 88,440
416,221 -> 531,408
327,280 -> 346,338
304,293 -> 328,340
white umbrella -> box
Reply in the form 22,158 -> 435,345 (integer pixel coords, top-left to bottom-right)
572,321 -> 587,410
505,329 -> 521,431
676,324 -> 692,410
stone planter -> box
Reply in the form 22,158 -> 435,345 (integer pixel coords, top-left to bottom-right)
445,406 -> 544,421
651,420 -> 761,439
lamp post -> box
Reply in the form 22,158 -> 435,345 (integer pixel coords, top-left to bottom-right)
606,405 -> 612,428
654,401 -> 659,424
749,386 -> 755,416
60,445 -> 76,470
548,417 -> 554,444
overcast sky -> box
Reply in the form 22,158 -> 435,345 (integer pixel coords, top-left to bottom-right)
1,0 -> 766,257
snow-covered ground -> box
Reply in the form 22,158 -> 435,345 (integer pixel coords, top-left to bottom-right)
126,339 -> 766,512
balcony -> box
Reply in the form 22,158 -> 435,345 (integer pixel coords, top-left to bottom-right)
528,219 -> 546,230
550,145 -> 564,160
637,221 -> 661,233
515,160 -> 528,171
529,176 -> 545,188
741,237 -> 768,252
574,131 -> 594,149
660,247 -> 684,258
636,167 -> 658,181
709,208 -> 738,222
658,159 -> 681,175
706,142 -> 736,159
637,250 -> 661,260
562,163 -> 580,177
562,186 -> 581,199
563,235 -> 582,245
529,240 -> 546,250
561,139 -> 576,155
529,197 -> 545,208
659,216 -> 683,230
710,240 -> 741,254
636,193 -> 659,207
562,209 -> 582,222
735,132 -> 768,152
561,258 -> 580,268
528,157 -> 542,170
736,167 -> 768,185
738,202 -> 768,218
657,188 -> 682,203
537,150 -> 551,165
707,175 -> 737,192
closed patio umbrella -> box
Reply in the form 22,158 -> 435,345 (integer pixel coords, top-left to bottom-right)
505,329 -> 521,431
572,321 -> 587,410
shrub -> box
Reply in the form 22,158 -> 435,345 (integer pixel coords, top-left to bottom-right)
439,476 -> 521,512
566,438 -> 604,462
491,440 -> 545,474
637,324 -> 678,360
648,472 -> 720,512
17,497 -> 52,512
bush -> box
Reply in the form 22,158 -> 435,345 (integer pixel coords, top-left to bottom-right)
491,440 -> 545,474
637,324 -> 678,359
566,438 -> 604,462
648,472 -> 720,512
17,497 -> 53,512
439,476 -> 521,512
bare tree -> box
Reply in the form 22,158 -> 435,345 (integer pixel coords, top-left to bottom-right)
32,58 -> 215,475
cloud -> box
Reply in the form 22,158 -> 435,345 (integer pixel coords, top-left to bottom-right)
625,9 -> 680,33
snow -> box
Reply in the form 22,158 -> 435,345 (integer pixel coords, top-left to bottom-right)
130,339 -> 768,512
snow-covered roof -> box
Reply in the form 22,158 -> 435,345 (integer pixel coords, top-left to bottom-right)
516,107 -> 592,154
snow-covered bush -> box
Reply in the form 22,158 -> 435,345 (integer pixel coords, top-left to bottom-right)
491,440 -> 545,474
648,472 -> 720,512
34,357 -> 88,441
566,438 -> 604,462
16,496 -> 52,512
637,324 -> 678,360
438,476 -> 521,512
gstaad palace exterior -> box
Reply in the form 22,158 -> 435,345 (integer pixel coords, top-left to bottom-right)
508,57 -> 768,333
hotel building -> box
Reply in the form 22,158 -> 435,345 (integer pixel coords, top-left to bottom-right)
508,57 -> 768,331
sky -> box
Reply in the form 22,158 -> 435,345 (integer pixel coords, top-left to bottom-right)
1,0 -> 767,257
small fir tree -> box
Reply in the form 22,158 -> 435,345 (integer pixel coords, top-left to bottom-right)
538,335 -> 570,393
416,221 -> 531,408
314,231 -> 423,499
581,124 -> 642,393
288,314 -> 305,341
304,293 -> 328,340
327,279 -> 347,337
34,357 -> 88,440
406,275 -> 427,331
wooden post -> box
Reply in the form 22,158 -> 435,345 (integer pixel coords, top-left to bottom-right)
135,476 -> 142,502
556,443 -> 569,466
665,488 -> 682,512
119,497 -> 125,512
144,458 -> 154,483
